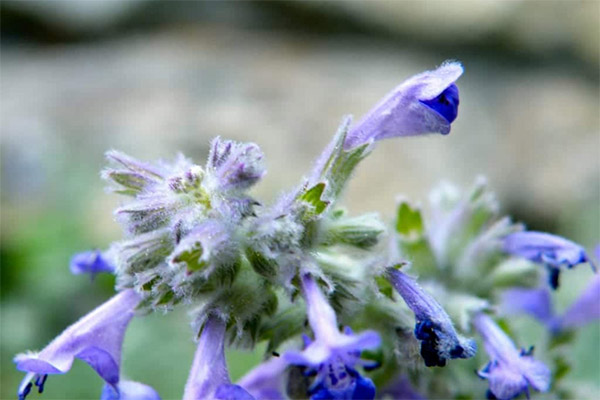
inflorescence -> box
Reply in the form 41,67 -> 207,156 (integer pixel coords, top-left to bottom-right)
14,61 -> 598,400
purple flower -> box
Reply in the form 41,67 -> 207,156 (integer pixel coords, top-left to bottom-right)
14,290 -> 157,400
237,356 -> 288,400
473,313 -> 550,400
502,231 -> 595,289
70,250 -> 115,278
183,315 -> 254,400
344,61 -> 463,149
501,274 -> 600,333
101,381 -> 161,400
284,274 -> 380,400
386,269 -> 476,367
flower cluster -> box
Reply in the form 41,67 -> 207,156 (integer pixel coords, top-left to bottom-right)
14,61 -> 598,400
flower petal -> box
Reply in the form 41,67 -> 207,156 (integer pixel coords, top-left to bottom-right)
15,289 -> 140,397
183,316 -> 230,400
559,273 -> 600,329
101,380 -> 161,400
70,250 -> 115,277
344,61 -> 463,149
500,287 -> 554,326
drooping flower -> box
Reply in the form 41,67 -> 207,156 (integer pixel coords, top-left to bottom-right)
500,274 -> 600,333
502,231 -> 595,289
70,250 -> 115,278
183,315 -> 254,400
14,289 -> 158,400
386,268 -> 476,367
344,61 -> 463,149
283,274 -> 381,399
473,313 -> 550,400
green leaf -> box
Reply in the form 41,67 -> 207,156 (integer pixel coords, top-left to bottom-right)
395,201 -> 424,238
376,275 -> 394,300
300,182 -> 329,215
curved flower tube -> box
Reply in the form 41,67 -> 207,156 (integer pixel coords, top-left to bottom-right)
183,315 -> 254,400
474,313 -> 550,400
386,269 -> 476,367
344,61 -> 463,149
502,231 -> 595,289
14,289 -> 158,400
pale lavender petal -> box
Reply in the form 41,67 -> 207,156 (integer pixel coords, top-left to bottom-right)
14,290 -> 140,398
559,273 -> 600,329
183,316 -> 230,400
344,61 -> 463,149
502,232 -> 589,269
101,380 -> 161,400
500,287 -> 554,325
487,363 -> 529,400
214,384 -> 255,400
301,273 -> 343,343
474,313 -> 550,400
519,357 -> 551,393
237,357 -> 287,400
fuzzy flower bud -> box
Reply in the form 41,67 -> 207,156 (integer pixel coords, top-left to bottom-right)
344,61 -> 463,149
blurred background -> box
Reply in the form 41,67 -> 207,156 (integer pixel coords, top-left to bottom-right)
1,1 -> 598,399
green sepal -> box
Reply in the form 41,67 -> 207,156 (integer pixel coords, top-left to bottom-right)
376,275 -> 395,300
323,212 -> 386,249
549,329 -> 575,350
313,117 -> 371,204
300,182 -> 329,216
552,355 -> 572,384
246,248 -> 278,279
396,201 -> 425,238
172,243 -> 208,273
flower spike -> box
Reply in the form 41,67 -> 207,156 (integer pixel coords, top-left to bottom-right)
386,268 -> 476,367
344,61 -> 463,149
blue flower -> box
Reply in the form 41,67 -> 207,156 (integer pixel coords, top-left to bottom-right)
237,356 -> 288,400
474,313 -> 550,400
284,274 -> 380,400
70,250 -> 115,278
344,61 -> 463,149
183,315 -> 255,400
500,274 -> 600,333
14,290 -> 159,400
386,269 -> 476,367
502,231 -> 595,289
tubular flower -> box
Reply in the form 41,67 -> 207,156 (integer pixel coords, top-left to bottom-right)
344,61 -> 463,149
183,315 -> 254,400
386,269 -> 476,367
14,289 -> 158,400
284,274 -> 381,400
237,356 -> 288,400
473,313 -> 550,400
502,231 -> 595,289
501,274 -> 600,333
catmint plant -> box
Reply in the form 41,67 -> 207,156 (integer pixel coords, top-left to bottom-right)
14,61 -> 598,400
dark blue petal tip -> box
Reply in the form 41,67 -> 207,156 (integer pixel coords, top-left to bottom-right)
420,84 -> 460,125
